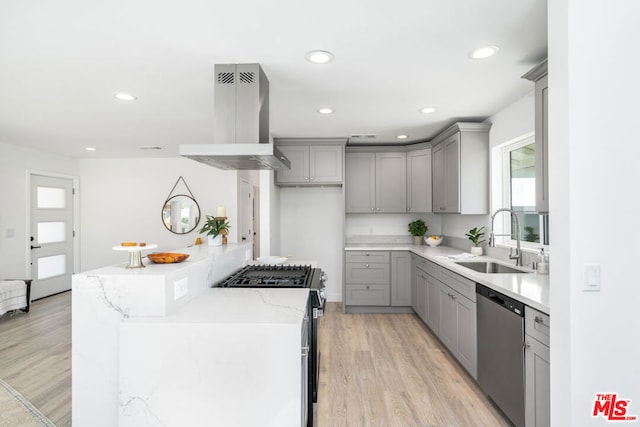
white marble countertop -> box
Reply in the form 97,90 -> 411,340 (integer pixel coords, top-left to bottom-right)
126,287 -> 310,325
345,243 -> 550,314
83,243 -> 252,276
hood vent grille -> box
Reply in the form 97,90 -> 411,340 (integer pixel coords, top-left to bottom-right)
239,71 -> 255,83
217,72 -> 234,84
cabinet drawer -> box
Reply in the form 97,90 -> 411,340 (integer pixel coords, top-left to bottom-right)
439,267 -> 476,302
345,284 -> 390,306
345,251 -> 390,263
346,263 -> 390,284
415,256 -> 438,278
525,306 -> 550,346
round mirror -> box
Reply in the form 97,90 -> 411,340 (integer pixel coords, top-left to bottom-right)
162,195 -> 201,234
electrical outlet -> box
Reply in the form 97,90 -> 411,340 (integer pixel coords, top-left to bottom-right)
174,278 -> 189,300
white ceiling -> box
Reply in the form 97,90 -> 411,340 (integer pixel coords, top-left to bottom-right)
0,0 -> 547,159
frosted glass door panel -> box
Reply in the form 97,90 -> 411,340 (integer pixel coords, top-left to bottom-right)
37,186 -> 66,208
37,222 -> 66,244
38,254 -> 66,280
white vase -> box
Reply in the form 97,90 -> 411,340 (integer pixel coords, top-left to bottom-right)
470,246 -> 483,256
208,235 -> 223,247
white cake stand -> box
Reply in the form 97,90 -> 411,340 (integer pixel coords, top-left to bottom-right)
112,244 -> 158,268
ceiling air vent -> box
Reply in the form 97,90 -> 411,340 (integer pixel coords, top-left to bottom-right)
217,72 -> 234,84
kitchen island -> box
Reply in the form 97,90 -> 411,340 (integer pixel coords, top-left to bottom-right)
72,243 -> 311,427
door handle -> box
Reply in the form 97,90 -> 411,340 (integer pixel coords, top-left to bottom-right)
30,245 -> 42,250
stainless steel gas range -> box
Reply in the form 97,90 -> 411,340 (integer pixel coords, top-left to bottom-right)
217,264 -> 326,427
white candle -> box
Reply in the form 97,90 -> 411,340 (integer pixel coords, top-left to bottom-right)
217,206 -> 227,217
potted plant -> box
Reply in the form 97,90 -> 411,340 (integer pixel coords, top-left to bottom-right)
465,226 -> 486,255
199,215 -> 231,247
408,219 -> 428,245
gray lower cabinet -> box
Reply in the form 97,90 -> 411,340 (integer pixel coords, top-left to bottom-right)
409,260 -> 478,379
525,307 -> 550,427
391,252 -> 411,306
414,265 -> 428,322
345,251 -> 390,306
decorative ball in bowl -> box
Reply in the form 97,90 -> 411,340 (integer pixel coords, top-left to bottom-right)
424,235 -> 443,247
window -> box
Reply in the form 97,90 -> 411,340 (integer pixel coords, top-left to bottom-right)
492,133 -> 549,248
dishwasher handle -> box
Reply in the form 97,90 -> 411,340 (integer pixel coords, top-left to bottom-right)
476,283 -> 525,316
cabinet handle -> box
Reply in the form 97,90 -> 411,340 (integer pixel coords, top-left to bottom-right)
365,264 -> 370,268
371,207 -> 375,212
439,207 -> 445,211
407,207 -> 411,212
376,207 -> 380,211
302,346 -> 310,357
366,285 -> 370,289
305,177 -> 309,181
524,341 -> 531,349
365,253 -> 370,256
534,316 -> 545,325
310,177 -> 314,181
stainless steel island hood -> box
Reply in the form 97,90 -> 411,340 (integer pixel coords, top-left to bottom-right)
180,63 -> 290,170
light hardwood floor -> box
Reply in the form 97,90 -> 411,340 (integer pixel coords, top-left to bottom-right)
0,294 -> 509,427
0,291 -> 71,426
316,303 -> 511,427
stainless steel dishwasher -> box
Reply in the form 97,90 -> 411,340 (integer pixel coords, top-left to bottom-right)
476,283 -> 525,427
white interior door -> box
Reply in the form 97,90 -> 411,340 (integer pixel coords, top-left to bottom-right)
30,174 -> 74,300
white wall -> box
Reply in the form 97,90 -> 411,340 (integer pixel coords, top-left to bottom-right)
259,170 -> 281,257
346,213 -> 442,238
550,2 -> 640,425
279,187 -> 343,301
78,157 -> 238,271
0,142 -> 79,279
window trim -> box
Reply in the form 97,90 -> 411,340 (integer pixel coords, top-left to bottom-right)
492,132 -> 549,251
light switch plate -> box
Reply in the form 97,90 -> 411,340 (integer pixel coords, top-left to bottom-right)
174,277 -> 189,300
583,264 -> 600,292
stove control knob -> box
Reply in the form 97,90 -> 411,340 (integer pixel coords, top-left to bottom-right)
320,273 -> 328,283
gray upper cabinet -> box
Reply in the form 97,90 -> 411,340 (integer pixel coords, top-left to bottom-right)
407,148 -> 432,213
346,151 -> 407,213
275,140 -> 344,186
431,122 -> 491,214
523,60 -> 549,214
375,152 -> 407,213
345,153 -> 376,212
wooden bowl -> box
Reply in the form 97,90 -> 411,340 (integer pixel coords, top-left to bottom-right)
147,253 -> 190,264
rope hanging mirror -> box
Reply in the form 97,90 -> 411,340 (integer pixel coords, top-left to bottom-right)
161,176 -> 201,234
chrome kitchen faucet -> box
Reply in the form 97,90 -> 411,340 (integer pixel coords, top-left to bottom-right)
489,208 -> 523,266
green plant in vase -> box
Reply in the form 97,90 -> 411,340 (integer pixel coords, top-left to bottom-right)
408,219 -> 428,245
199,215 -> 231,246
465,226 -> 486,255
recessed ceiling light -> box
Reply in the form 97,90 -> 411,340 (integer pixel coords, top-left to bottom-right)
85,147 -> 97,151
139,146 -> 163,150
114,93 -> 137,101
419,106 -> 437,114
396,135 -> 409,140
469,45 -> 500,60
318,108 -> 334,114
305,50 -> 334,64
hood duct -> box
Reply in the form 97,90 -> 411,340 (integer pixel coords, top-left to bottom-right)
179,63 -> 290,170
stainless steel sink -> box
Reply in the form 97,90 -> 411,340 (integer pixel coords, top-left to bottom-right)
455,261 -> 530,274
